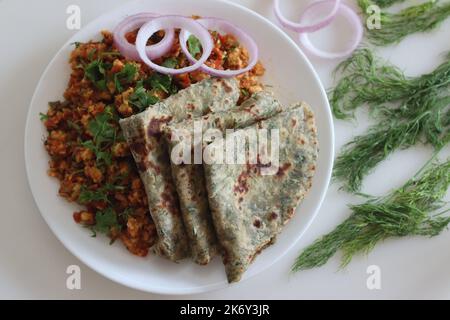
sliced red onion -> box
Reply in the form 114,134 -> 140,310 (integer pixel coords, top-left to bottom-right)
273,0 -> 341,33
136,16 -> 213,75
113,13 -> 175,61
179,18 -> 259,77
299,0 -> 363,59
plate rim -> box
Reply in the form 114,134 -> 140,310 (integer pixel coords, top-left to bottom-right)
24,0 -> 334,295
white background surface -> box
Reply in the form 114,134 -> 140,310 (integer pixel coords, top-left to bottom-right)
0,0 -> 449,299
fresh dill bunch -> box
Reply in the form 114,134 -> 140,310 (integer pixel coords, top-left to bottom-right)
371,0 -> 406,7
358,0 -> 450,46
292,159 -> 450,271
334,118 -> 422,193
330,49 -> 450,120
330,49 -> 450,192
334,95 -> 450,193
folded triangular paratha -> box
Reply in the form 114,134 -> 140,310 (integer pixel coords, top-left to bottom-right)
203,103 -> 318,282
119,78 -> 239,261
164,91 -> 283,265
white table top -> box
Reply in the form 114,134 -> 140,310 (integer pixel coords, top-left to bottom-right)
1,0 -> 449,299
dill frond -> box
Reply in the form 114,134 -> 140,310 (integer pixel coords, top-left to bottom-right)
292,159 -> 450,272
371,0 -> 406,7
330,49 -> 450,120
358,0 -> 450,46
333,118 -> 422,193
330,49 -> 450,192
334,95 -> 450,192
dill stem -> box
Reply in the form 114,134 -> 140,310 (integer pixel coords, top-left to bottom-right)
293,159 -> 450,272
331,49 -> 450,192
358,0 -> 450,46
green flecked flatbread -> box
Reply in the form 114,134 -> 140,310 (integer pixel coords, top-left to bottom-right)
203,103 -> 318,282
164,91 -> 283,265
119,78 -> 239,261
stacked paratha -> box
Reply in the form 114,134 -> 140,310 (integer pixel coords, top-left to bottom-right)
164,91 -> 283,265
121,78 -> 318,282
120,78 -> 239,261
203,103 -> 318,282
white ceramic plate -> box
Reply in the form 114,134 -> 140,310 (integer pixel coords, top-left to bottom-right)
24,0 -> 334,294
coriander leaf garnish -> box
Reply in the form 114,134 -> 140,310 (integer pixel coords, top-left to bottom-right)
78,183 -> 124,205
99,51 -> 122,58
92,207 -> 121,235
67,120 -> 82,134
119,208 -> 134,219
84,59 -> 109,90
80,140 -> 112,166
129,81 -> 160,112
148,73 -> 178,94
88,106 -> 116,145
71,41 -> 82,48
78,185 -> 109,204
162,57 -> 178,69
84,57 -> 135,92
39,112 -> 48,121
187,35 -> 202,57
293,159 -> 450,272
87,48 -> 97,61
82,106 -> 118,167
114,63 -> 138,93
145,57 -> 179,94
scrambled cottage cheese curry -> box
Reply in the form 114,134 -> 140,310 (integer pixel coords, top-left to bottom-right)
41,14 -> 318,282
